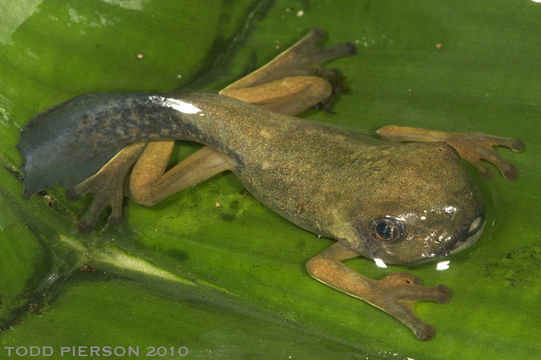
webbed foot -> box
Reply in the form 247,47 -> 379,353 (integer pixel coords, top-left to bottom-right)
225,27 -> 356,89
65,143 -> 145,232
290,28 -> 357,102
377,126 -> 525,180
220,28 -> 356,115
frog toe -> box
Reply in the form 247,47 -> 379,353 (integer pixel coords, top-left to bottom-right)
301,28 -> 357,63
77,198 -> 106,233
476,133 -> 525,152
380,272 -> 451,303
107,190 -> 124,226
413,324 -> 436,341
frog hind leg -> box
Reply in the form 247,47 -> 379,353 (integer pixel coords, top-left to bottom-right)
67,141 -> 232,232
377,125 -> 525,180
306,242 -> 450,340
221,27 -> 357,115
69,29 -> 356,231
65,142 -> 146,232
127,29 -> 357,208
128,141 -> 232,207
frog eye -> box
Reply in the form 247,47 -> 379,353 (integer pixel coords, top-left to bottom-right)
369,217 -> 405,242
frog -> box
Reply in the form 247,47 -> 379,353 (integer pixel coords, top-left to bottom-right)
17,28 -> 524,340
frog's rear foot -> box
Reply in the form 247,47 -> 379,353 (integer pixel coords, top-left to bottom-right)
66,143 -> 145,232
66,181 -> 123,233
294,27 -> 357,68
311,67 -> 350,113
288,28 -> 356,112
221,28 -> 356,115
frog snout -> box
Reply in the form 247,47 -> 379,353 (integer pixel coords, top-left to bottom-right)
450,215 -> 485,254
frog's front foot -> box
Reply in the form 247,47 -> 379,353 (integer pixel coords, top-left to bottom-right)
443,132 -> 524,179
307,242 -> 450,340
65,143 -> 145,232
377,126 -> 525,180
374,272 -> 450,340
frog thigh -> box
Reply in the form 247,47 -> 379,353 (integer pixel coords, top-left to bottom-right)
221,75 -> 331,115
128,143 -> 232,206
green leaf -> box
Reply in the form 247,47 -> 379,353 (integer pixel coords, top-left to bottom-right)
1,0 -> 540,359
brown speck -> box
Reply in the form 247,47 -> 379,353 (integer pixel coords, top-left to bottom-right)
275,45 -> 281,50
81,263 -> 96,272
435,43 -> 442,50
47,197 -> 56,208
136,52 -> 144,59
28,303 -> 39,312
296,203 -> 304,214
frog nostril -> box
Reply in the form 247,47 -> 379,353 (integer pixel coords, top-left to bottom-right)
468,216 -> 484,235
450,216 -> 486,255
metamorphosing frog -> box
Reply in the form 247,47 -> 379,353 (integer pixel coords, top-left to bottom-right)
18,29 -> 524,340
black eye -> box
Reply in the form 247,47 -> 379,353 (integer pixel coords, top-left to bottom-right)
369,217 -> 405,242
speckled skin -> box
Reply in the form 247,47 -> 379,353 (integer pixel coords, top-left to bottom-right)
19,91 -> 485,265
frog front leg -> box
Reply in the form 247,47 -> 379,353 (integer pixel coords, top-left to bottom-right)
377,126 -> 525,179
307,242 -> 450,340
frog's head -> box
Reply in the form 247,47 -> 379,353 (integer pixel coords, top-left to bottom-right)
346,142 -> 485,265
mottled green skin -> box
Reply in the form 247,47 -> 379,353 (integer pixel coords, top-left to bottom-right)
19,92 -> 484,264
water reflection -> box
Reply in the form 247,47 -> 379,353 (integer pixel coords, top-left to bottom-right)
0,0 -> 43,45
436,260 -> 450,271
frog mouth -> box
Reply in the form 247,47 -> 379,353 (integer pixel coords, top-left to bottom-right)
450,216 -> 485,254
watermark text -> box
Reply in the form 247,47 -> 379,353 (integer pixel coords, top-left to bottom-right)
4,345 -> 189,357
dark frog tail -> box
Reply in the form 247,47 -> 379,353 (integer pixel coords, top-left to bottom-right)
17,92 -> 218,198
